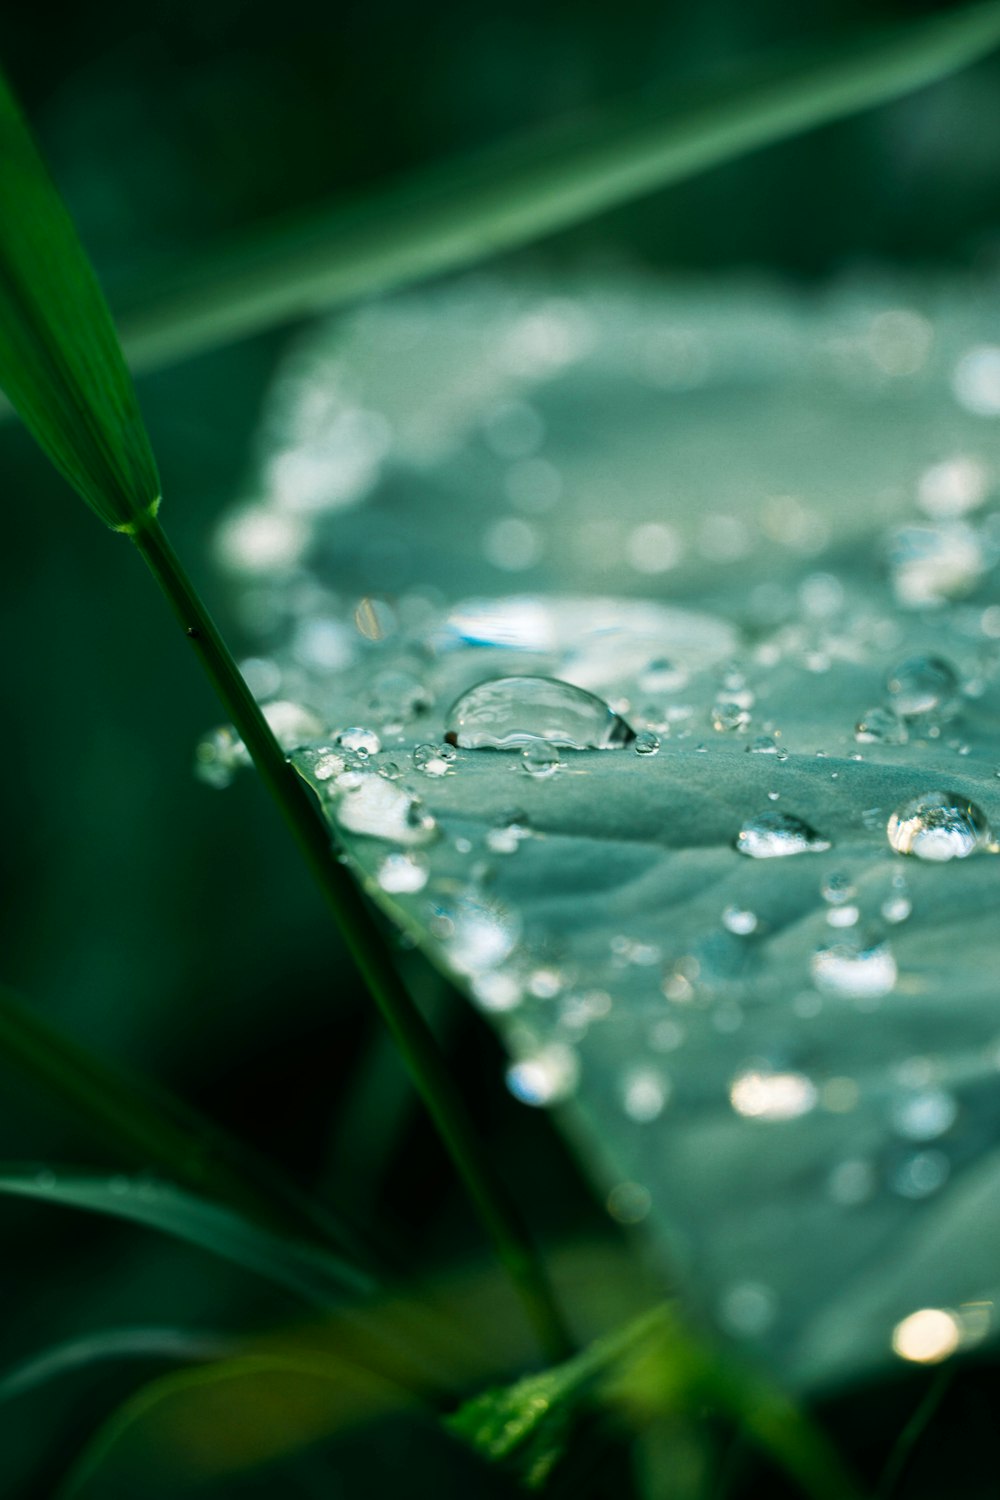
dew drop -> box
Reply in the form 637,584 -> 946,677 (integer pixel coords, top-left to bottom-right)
413,742 -> 457,777
855,706 -> 907,745
711,701 -> 751,732
735,811 -> 831,859
444,676 -> 633,750
722,905 -> 758,935
634,730 -> 660,756
334,774 -> 437,845
887,792 -> 992,861
522,742 -> 562,778
376,852 -> 429,893
621,1066 -> 670,1122
811,941 -> 897,1000
885,656 -> 959,722
336,726 -> 381,757
506,1043 -> 579,1106
729,1069 -> 818,1120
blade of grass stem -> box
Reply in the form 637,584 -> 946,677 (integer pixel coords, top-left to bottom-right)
0,1166 -> 371,1305
0,70 -> 573,1365
130,514 -> 574,1362
0,982 -> 374,1264
112,3 -> 1000,372
0,1327 -> 237,1406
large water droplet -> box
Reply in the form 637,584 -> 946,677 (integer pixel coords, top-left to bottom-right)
333,774 -> 437,845
735,811 -> 831,859
886,792 -> 992,861
445,676 -> 633,750
885,656 -> 959,721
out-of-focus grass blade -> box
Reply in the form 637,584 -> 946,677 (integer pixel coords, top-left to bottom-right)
0,1167 -> 372,1306
448,1304 -> 867,1500
117,2 -> 1000,371
57,1352 -> 420,1499
0,1328 -> 236,1406
0,69 -> 159,529
0,983 -> 374,1267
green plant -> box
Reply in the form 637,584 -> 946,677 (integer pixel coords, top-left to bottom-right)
2,6 -> 1000,1496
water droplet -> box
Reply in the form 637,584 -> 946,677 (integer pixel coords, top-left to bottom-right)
470,971 -> 523,1013
746,734 -> 783,756
334,774 -> 437,845
882,893 -> 913,924
722,905 -> 758,935
826,904 -> 859,929
194,725 -> 247,788
729,1069 -> 818,1121
263,700 -> 325,748
376,852 -> 429,894
634,730 -> 660,756
892,1150 -> 949,1199
522,743 -> 562,778
890,1088 -> 958,1141
621,1066 -> 670,1122
893,1307 -> 961,1364
718,1282 -> 777,1337
336,726 -> 381,757
638,658 -> 689,694
887,792 -> 992,860
821,873 -> 855,905
811,942 -> 897,1000
735,811 -> 831,859
413,742 -> 457,777
887,523 -> 984,608
445,676 -> 633,750
711,701 -> 751,732
434,895 -> 520,976
506,1043 -> 579,1107
486,816 -> 531,854
885,656 -> 959,722
606,1181 -> 651,1224
855,706 -> 908,745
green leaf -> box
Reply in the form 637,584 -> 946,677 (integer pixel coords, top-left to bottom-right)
118,3 -> 1000,371
0,982 -> 373,1265
217,272 -> 1000,1391
0,1167 -> 370,1306
0,67 -> 159,529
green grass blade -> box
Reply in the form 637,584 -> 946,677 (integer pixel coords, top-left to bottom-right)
0,983 -> 373,1265
0,1167 -> 372,1306
448,1304 -> 868,1500
117,2 -> 1000,371
57,1351 -> 420,1499
0,1328 -> 236,1406
0,69 -> 159,529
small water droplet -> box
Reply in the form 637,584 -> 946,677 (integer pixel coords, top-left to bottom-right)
735,811 -> 831,859
811,941 -> 897,1000
413,742 -> 457,777
711,700 -> 751,732
506,1043 -> 579,1106
855,706 -> 908,745
729,1069 -> 818,1120
887,792 -> 992,860
522,742 -> 562,778
336,726 -> 381,757
746,734 -> 781,755
890,1089 -> 958,1141
376,852 -> 429,893
445,676 -> 633,750
634,730 -> 660,756
621,1066 -> 670,1122
885,656 -> 959,722
891,1150 -> 949,1199
722,905 -> 758,935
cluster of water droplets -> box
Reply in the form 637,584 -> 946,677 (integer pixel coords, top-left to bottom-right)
200,274 -> 1000,1379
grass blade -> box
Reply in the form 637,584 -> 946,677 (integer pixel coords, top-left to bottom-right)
0,1328 -> 236,1406
0,71 -> 572,1359
0,983 -> 376,1264
0,1167 -> 372,1306
116,2 -> 1000,371
448,1304 -> 868,1500
0,70 -> 159,528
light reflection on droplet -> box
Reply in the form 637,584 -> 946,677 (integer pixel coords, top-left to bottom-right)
729,1069 -> 818,1121
892,1308 -> 961,1365
506,1043 -> 580,1107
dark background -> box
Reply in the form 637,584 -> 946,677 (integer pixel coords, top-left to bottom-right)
1,1 -> 999,1494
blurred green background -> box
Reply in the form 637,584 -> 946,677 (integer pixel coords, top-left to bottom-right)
2,1 -> 1000,1494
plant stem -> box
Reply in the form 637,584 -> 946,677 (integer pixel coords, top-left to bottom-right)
130,513 -> 573,1363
